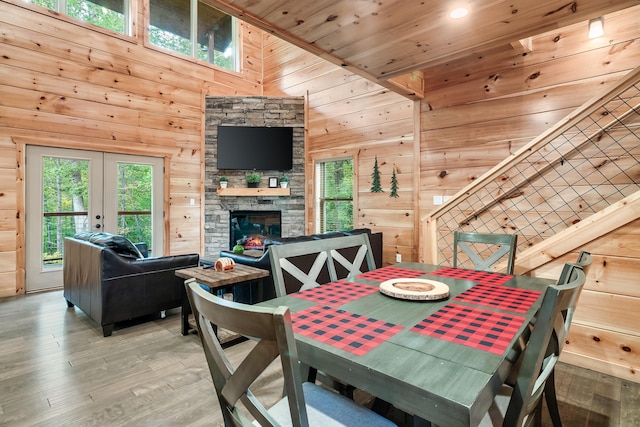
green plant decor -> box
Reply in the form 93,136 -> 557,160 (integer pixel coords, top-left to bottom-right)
232,242 -> 244,254
390,166 -> 399,198
219,176 -> 228,182
245,173 -> 261,187
370,156 -> 383,192
280,176 -> 289,182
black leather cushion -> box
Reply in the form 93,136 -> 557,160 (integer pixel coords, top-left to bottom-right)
312,231 -> 347,239
341,228 -> 372,236
263,235 -> 315,249
74,231 -> 143,259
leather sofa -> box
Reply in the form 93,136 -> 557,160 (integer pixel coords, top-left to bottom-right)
219,228 -> 383,303
63,232 -> 199,336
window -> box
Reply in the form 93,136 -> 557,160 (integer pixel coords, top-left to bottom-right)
26,0 -> 131,35
149,0 -> 239,72
315,158 -> 354,233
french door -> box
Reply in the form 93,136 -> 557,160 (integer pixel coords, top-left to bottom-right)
25,146 -> 164,292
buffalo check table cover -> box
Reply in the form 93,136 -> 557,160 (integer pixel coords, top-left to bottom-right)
410,303 -> 526,355
429,267 -> 513,286
356,266 -> 426,282
453,282 -> 542,314
292,280 -> 379,306
292,305 -> 404,356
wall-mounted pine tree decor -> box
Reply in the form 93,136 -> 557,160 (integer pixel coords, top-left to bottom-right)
390,166 -> 399,198
370,156 -> 383,192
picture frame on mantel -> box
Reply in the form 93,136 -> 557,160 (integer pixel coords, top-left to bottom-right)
268,177 -> 278,188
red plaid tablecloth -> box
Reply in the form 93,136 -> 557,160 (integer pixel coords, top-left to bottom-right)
453,282 -> 541,314
292,305 -> 404,356
410,303 -> 526,355
429,267 -> 513,286
292,280 -> 379,306
356,266 -> 426,282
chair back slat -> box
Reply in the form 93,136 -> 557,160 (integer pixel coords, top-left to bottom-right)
453,231 -> 518,274
269,234 -> 376,297
504,263 -> 586,426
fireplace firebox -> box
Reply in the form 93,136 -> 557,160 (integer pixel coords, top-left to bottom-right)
229,210 -> 281,251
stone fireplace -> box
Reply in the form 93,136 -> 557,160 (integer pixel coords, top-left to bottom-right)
203,96 -> 306,259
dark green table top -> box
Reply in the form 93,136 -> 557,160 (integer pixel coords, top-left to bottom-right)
258,262 -> 554,426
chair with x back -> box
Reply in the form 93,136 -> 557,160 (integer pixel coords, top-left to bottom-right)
268,234 -> 376,397
269,234 -> 376,298
453,231 -> 518,274
185,279 -> 397,427
478,262 -> 587,426
544,251 -> 592,427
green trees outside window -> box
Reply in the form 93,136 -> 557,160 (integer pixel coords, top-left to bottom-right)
29,0 -> 128,35
149,0 -> 238,71
24,0 -> 239,72
41,159 -> 153,265
316,159 -> 354,233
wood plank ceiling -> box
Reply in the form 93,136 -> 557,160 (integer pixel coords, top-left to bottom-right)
202,0 -> 640,99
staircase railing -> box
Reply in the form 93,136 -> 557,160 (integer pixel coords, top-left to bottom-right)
421,65 -> 640,271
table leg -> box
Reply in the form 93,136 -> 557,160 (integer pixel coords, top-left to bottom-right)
181,284 -> 192,336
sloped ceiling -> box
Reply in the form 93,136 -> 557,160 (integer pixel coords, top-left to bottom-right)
203,0 -> 640,99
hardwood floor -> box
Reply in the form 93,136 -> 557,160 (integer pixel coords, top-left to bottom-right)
1,290 -> 638,426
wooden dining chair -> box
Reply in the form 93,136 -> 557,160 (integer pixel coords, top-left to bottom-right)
479,263 -> 586,427
544,251 -> 592,427
268,234 -> 376,398
185,280 -> 397,427
268,234 -> 376,297
452,231 -> 518,274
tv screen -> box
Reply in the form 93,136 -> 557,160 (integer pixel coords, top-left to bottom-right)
217,126 -> 293,170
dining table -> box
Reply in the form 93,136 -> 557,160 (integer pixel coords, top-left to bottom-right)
257,261 -> 555,427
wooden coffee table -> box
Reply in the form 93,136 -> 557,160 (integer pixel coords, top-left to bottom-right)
175,263 -> 269,336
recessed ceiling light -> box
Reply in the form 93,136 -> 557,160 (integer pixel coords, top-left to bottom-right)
450,7 -> 469,19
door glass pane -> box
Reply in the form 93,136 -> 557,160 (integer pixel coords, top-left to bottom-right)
116,162 -> 153,254
42,157 -> 90,268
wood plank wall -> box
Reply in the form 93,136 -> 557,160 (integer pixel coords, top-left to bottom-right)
419,8 -> 640,383
262,34 -> 417,266
0,0 -> 263,296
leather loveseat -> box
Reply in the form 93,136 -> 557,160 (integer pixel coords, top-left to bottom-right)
219,228 -> 383,303
63,232 -> 199,336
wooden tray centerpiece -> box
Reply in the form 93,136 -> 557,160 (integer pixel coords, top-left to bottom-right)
379,278 -> 450,301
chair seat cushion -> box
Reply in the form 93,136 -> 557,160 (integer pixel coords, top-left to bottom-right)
265,382 -> 396,426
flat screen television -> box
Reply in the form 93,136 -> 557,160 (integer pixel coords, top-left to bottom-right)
217,126 -> 293,170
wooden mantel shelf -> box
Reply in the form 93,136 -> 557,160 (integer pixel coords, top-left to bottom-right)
216,187 -> 290,196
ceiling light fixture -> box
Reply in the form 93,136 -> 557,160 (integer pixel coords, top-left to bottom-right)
588,16 -> 604,39
449,7 -> 469,19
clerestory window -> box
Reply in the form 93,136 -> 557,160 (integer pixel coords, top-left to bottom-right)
315,158 -> 354,233
25,0 -> 131,35
149,0 -> 239,72
22,0 -> 240,72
